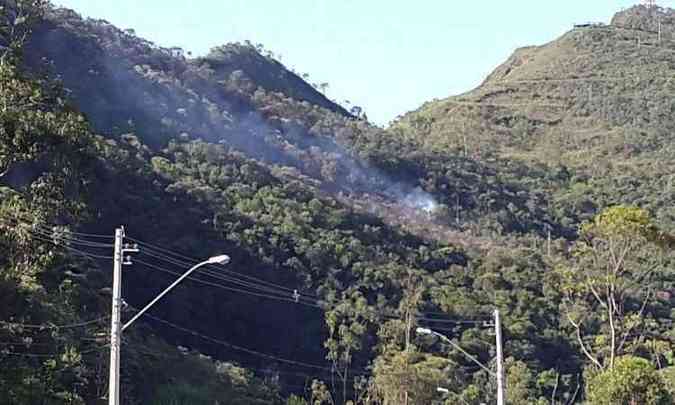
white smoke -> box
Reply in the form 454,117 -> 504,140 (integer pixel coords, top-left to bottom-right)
403,187 -> 439,214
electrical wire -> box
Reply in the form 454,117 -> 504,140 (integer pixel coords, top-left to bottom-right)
0,341 -> 57,347
0,316 -> 110,330
138,249 -> 307,299
128,236 -> 312,297
5,216 -> 494,329
129,237 -> 493,325
0,212 -> 112,240
130,239 -> 493,326
129,345 -> 367,381
31,232 -> 114,249
0,215 -> 114,259
133,258 -> 323,309
10,222 -> 497,327
127,236 -> 320,302
0,345 -> 108,358
132,309 -> 357,373
26,233 -> 114,260
415,317 -> 491,325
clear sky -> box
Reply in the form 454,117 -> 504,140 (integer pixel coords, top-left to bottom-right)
54,0 -> 674,126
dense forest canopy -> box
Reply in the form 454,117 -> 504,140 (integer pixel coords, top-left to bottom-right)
1,1 -> 674,404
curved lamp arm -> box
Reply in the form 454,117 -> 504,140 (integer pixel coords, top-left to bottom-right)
122,255 -> 230,331
416,327 -> 495,376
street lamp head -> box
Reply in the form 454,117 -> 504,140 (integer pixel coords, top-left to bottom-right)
207,255 -> 230,265
416,327 -> 433,335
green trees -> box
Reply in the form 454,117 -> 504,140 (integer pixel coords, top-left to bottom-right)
324,291 -> 375,404
372,349 -> 447,405
556,206 -> 670,371
0,0 -> 47,63
585,356 -> 672,405
551,206 -> 675,402
3,1 -> 675,403
0,38 -> 101,405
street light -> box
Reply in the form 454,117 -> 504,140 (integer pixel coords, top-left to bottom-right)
108,226 -> 230,405
416,327 -> 495,377
417,325 -> 504,405
121,254 -> 230,331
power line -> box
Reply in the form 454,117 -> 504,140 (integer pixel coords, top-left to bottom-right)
0,342 -> 55,347
415,317 -> 491,325
27,225 -> 114,247
133,258 -> 322,309
137,249 -> 308,300
134,249 -> 492,325
5,220 -> 495,327
0,346 -> 108,358
134,256 -> 491,327
128,236 -> 312,296
0,316 -> 110,330
0,212 -> 112,240
26,233 -> 114,260
0,215 -> 115,260
129,344 -> 367,381
129,236 -> 491,324
132,309 -> 359,373
136,253 -> 316,298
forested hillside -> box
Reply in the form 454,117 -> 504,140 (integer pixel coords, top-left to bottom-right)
1,1 -> 674,404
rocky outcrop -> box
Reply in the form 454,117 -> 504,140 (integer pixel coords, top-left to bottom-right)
611,4 -> 675,39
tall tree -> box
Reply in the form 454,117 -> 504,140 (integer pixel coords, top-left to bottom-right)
555,205 -> 674,371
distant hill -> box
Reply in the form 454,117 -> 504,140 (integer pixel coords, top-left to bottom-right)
393,4 -> 675,227
23,6 -> 349,147
19,3 -> 563,241
3,2 -> 675,404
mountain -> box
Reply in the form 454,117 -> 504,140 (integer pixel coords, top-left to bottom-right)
394,4 -> 675,228
1,2 -> 674,404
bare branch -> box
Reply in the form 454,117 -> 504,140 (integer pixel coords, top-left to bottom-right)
567,313 -> 603,370
618,287 -> 652,353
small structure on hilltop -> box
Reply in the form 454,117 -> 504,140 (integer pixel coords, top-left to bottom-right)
169,46 -> 185,58
574,22 -> 606,29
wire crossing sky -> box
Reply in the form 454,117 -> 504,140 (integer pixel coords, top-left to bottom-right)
54,1 -> 674,125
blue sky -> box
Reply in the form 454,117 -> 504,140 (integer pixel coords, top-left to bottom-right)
54,1 -> 673,125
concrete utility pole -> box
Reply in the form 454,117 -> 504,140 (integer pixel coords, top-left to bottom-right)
108,227 -> 138,405
107,225 -> 229,405
658,17 -> 662,45
108,228 -> 122,405
495,310 -> 505,405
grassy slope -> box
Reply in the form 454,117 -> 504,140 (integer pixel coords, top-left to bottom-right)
392,5 -> 675,228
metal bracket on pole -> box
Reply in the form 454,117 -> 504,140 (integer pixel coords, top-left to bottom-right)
122,243 -> 139,265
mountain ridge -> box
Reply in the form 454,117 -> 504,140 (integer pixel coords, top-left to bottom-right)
2,1 -> 675,404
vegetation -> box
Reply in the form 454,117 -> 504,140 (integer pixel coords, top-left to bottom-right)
1,1 -> 674,403
585,356 -> 672,405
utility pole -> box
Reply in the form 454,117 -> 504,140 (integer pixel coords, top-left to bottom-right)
108,227 -> 124,405
109,227 -> 139,405
495,309 -> 505,405
658,17 -> 662,45
107,227 -> 228,405
588,84 -> 592,102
